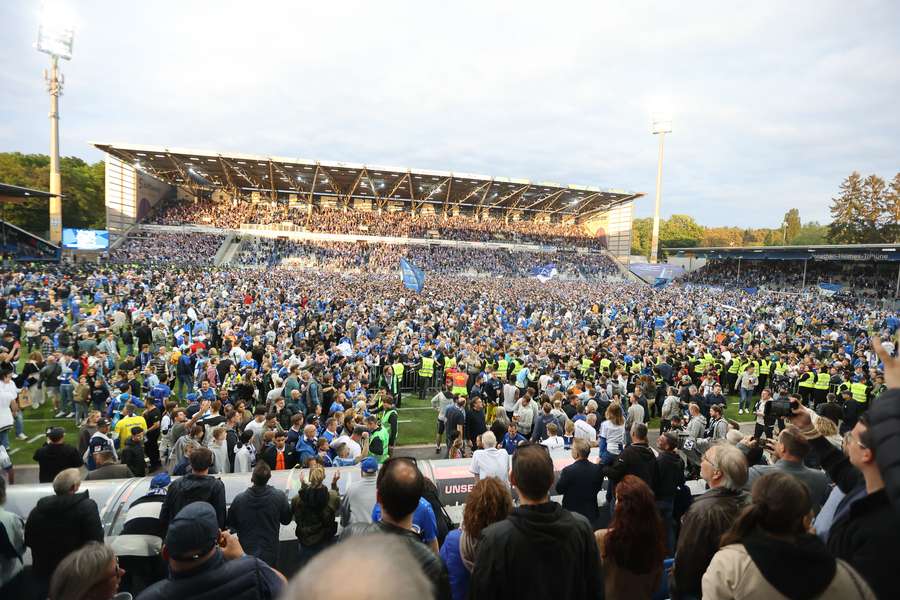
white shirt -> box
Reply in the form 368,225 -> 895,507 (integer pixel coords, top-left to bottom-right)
469,447 -> 510,485
600,421 -> 625,455
574,419 -> 596,442
331,434 -> 362,459
0,381 -> 17,430
541,435 -> 565,451
502,384 -> 519,413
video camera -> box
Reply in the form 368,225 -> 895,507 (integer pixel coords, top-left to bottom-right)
764,397 -> 800,420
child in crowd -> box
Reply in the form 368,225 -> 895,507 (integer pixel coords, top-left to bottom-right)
209,426 -> 230,474
233,429 -> 255,473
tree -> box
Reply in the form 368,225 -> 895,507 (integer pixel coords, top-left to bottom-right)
792,221 -> 828,245
0,152 -> 105,237
884,173 -> 900,242
828,172 -> 867,243
702,226 -> 744,247
660,214 -> 703,248
631,217 -> 652,256
783,208 -> 801,243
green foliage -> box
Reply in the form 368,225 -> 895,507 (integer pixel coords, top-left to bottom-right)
0,152 -> 105,236
791,221 -> 828,245
828,171 -> 899,244
784,208 -> 801,243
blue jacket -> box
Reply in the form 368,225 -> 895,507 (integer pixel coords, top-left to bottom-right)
440,528 -> 470,600
294,436 -> 317,465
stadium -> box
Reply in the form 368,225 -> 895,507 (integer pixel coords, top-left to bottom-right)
2,3 -> 900,600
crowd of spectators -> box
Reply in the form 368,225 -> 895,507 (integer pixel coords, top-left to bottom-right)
149,199 -> 604,246
0,257 -> 898,599
107,233 -> 224,265
235,238 -> 618,279
684,258 -> 898,298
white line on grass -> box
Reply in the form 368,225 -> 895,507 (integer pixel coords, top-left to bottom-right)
26,434 -> 44,444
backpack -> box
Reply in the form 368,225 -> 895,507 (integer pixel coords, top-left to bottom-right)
421,478 -> 454,546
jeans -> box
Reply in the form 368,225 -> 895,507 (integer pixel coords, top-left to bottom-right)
0,428 -> 9,449
739,388 -> 753,411
60,384 -> 74,414
14,412 -> 24,436
75,402 -> 88,425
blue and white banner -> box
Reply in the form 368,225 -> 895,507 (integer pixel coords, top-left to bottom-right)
817,282 -> 843,297
400,257 -> 425,293
530,263 -> 558,283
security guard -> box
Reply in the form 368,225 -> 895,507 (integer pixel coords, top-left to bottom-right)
813,366 -> 831,408
797,366 -> 816,406
380,395 -> 399,452
418,351 -> 435,399
758,356 -> 771,392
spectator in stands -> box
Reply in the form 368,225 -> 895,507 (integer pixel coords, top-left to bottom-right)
0,477 -> 25,596
468,431 -> 509,485
33,426 -> 83,483
137,502 -> 285,600
440,477 -> 512,600
555,438 -> 604,528
84,449 -> 135,480
48,541 -> 125,600
703,471 -> 876,599
468,443 -> 601,600
291,463 -> 340,568
159,447 -> 226,531
789,404 -> 900,599
340,456 -> 379,526
226,462 -> 292,567
670,443 -> 749,599
340,457 -> 451,600
595,475 -> 666,600
281,534 -> 433,600
24,468 -> 103,594
110,472 -> 171,596
655,431 -> 685,554
746,425 -> 828,511
606,422 -> 658,503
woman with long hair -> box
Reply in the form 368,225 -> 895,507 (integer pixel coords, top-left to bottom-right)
48,541 -> 126,600
703,471 -> 875,600
595,475 -> 666,600
440,477 -> 513,600
291,462 -> 341,568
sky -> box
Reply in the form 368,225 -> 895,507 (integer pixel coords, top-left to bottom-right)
1,0 -> 898,227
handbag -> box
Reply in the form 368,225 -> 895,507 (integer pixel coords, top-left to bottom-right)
16,389 -> 31,409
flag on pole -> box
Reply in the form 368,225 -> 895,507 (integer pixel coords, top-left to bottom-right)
530,263 -> 558,283
400,257 -> 425,293
817,283 -> 842,297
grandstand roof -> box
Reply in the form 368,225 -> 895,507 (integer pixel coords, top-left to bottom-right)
92,142 -> 642,220
669,244 -> 900,261
0,182 -> 59,204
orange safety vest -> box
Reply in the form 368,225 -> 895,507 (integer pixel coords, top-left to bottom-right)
451,371 -> 469,396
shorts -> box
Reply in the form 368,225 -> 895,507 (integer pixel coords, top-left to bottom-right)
437,420 -> 445,435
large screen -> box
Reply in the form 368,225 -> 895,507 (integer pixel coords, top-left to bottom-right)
61,229 -> 109,250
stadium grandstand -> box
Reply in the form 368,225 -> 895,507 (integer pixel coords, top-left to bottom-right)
0,183 -> 60,262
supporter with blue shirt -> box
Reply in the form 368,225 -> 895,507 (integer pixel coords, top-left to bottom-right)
501,422 -> 527,455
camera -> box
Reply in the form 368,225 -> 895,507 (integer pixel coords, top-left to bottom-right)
765,398 -> 799,419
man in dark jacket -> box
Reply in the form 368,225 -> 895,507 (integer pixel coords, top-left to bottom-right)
24,468 -> 103,589
160,447 -> 227,531
84,448 -> 136,480
555,438 -> 604,528
121,427 -> 149,477
33,426 -> 83,483
790,402 -> 900,600
138,502 -> 285,600
670,443 -> 749,599
340,457 -> 451,600
261,431 -> 297,471
469,444 -> 601,600
655,431 -> 685,554
226,462 -> 293,567
606,422 -> 658,491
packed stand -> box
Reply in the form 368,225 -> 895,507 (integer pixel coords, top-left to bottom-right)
149,199 -> 604,246
0,262 -> 898,600
107,232 -> 224,265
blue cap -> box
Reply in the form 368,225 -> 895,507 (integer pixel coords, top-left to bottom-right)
165,502 -> 219,560
360,457 -> 378,474
150,472 -> 171,489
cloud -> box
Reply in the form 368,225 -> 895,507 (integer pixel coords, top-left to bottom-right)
1,0 -> 898,227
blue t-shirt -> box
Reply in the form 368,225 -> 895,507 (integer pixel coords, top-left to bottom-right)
372,497 -> 437,543
501,432 -> 527,455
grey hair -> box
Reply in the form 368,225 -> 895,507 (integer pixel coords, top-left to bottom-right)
709,443 -> 749,490
284,535 -> 432,600
481,431 -> 497,449
53,468 -> 82,496
48,541 -> 116,600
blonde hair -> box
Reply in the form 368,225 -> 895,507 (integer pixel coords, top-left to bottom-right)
308,463 -> 326,487
606,402 -> 625,426
564,420 -> 575,435
814,417 -> 838,438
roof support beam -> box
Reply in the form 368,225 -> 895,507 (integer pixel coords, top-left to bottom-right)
316,165 -> 345,201
365,170 -> 382,208
268,161 -> 277,201
443,177 -> 453,215
547,192 -> 602,216
216,156 -> 240,196
521,189 -> 565,211
165,153 -> 196,195
476,180 -> 495,218
502,184 -> 531,214
344,169 -> 367,208
407,172 -> 418,212
381,173 -> 409,210
307,165 -> 320,204
577,193 -> 641,222
455,180 -> 491,211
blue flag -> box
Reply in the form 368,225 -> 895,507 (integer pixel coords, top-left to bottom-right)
530,263 -> 558,283
400,257 -> 425,293
742,287 -> 758,295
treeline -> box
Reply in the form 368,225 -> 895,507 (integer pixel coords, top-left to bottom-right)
0,152 -> 105,237
631,170 -> 900,257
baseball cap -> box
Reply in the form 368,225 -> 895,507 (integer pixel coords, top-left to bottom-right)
97,418 -> 111,428
165,502 -> 219,561
89,436 -> 112,454
360,457 -> 378,474
46,427 -> 65,441
150,472 -> 171,489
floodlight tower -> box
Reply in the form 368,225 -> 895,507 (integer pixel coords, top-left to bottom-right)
650,113 -> 672,264
36,7 -> 75,245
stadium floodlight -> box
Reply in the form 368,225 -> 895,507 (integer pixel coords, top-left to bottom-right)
36,2 -> 76,245
649,112 -> 672,264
